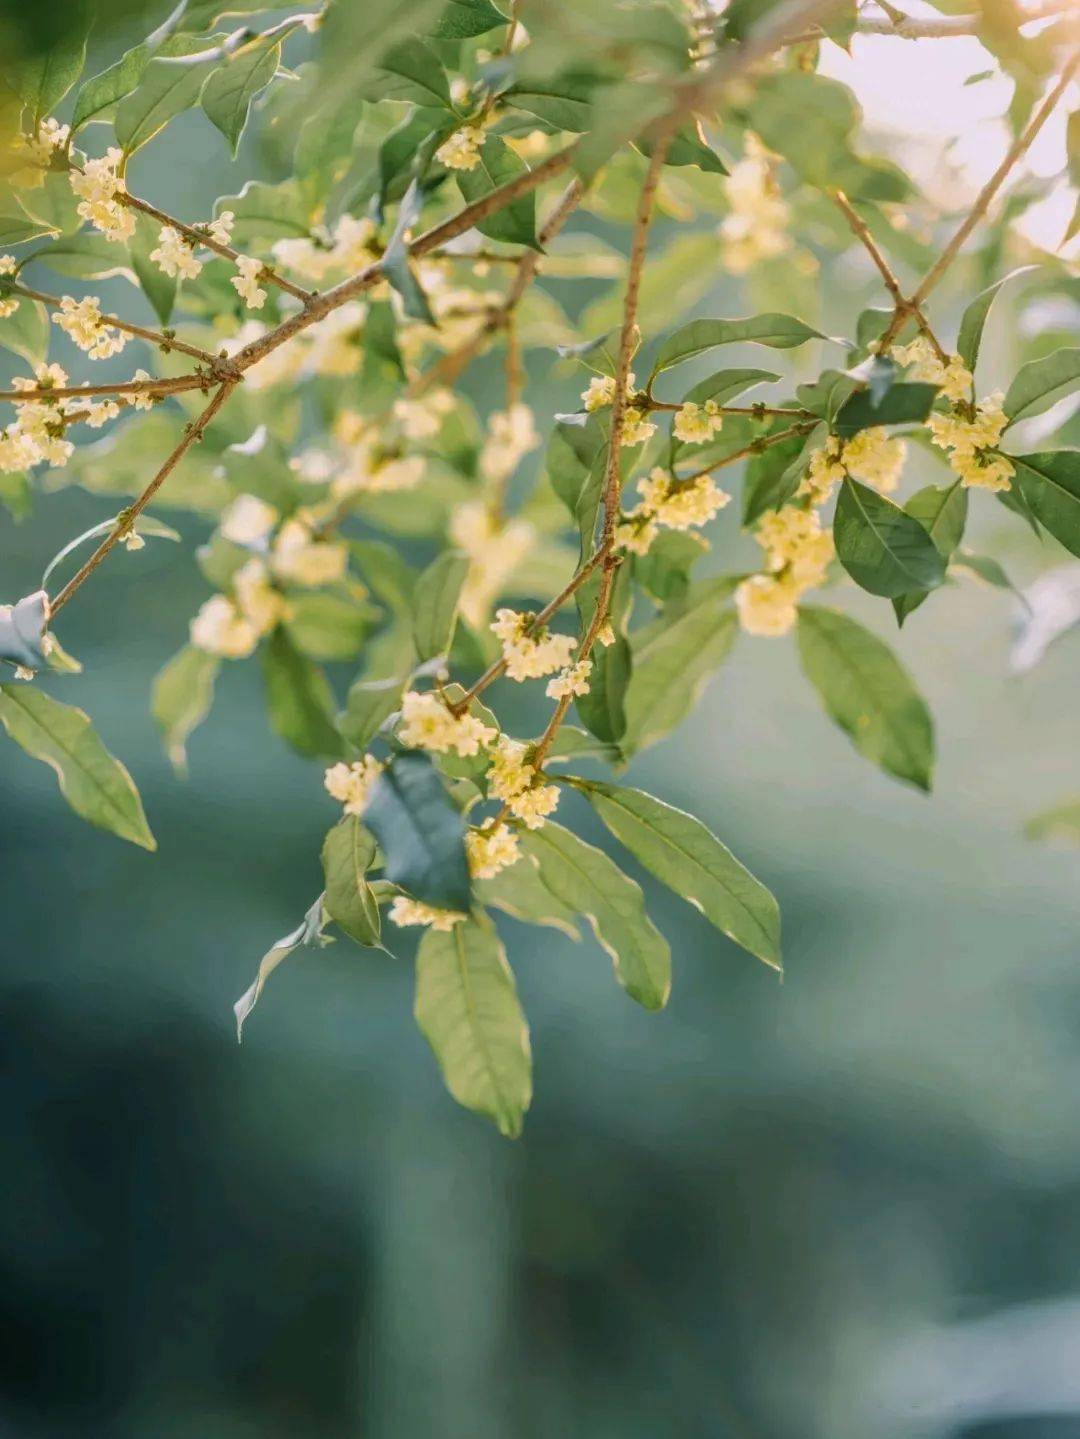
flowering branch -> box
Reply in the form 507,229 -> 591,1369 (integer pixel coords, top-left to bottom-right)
9,281 -> 224,368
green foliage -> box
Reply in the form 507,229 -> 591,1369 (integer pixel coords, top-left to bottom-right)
151,643 -> 219,772
364,753 -> 471,913
322,816 -> 382,947
834,479 -> 947,598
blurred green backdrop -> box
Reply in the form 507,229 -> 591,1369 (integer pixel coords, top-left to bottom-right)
4,6 -> 1080,1438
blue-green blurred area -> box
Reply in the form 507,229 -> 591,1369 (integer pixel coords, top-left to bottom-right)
6,8 -> 1080,1438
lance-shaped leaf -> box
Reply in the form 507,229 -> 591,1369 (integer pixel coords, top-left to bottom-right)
834,478 -> 946,598
202,35 -> 282,155
575,634 -> 631,745
833,381 -> 937,437
337,674 -> 405,751
0,217 -> 56,248
366,37 -> 452,108
322,815 -> 382,947
131,211 -> 177,325
892,481 -> 968,625
572,781 -> 781,970
681,366 -> 780,408
414,915 -> 532,1137
457,135 -> 539,249
70,44 -> 152,134
261,630 -> 343,759
382,178 -> 434,323
523,822 -> 671,1010
363,752 -> 471,913
151,643 -> 219,773
623,580 -> 739,754
431,0 -> 508,39
652,313 -> 830,375
234,894 -> 330,1040
412,549 -> 469,661
476,856 -> 581,940
0,685 -> 157,847
115,41 -> 224,154
797,605 -> 934,791
9,26 -> 88,125
1004,348 -> 1080,427
504,76 -> 597,132
0,590 -> 48,671
956,265 -> 1038,374
1010,452 -> 1080,557
742,425 -> 817,526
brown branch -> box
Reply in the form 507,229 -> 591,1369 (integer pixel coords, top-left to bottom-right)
679,422 -> 817,484
49,383 -> 235,615
648,398 -> 813,417
0,373 -> 210,403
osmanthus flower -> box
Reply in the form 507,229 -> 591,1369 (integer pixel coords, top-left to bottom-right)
271,517 -> 348,587
272,215 -> 380,283
926,392 -> 1013,491
219,493 -> 278,547
719,132 -> 791,275
397,690 -> 497,757
69,148 -> 135,242
206,211 -> 235,246
324,756 -> 384,814
582,373 -> 619,411
0,363 -> 81,472
479,403 -> 540,484
486,735 -> 560,829
435,125 -> 487,172
636,467 -> 732,531
150,225 -> 203,280
0,255 -> 18,318
393,388 -> 456,442
673,399 -> 724,444
491,608 -> 577,681
891,336 -> 972,404
129,370 -> 156,411
331,429 -> 426,497
387,896 -> 466,931
233,559 -> 288,634
449,499 -> 535,628
736,504 -> 835,638
9,116 -> 70,188
546,658 -> 593,700
799,434 -> 846,504
231,255 -> 267,310
734,572 -> 801,637
189,595 -> 260,658
465,820 -> 521,879
798,428 -> 906,503
52,296 -> 129,360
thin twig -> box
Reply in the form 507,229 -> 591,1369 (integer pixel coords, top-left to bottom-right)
679,422 -> 817,484
0,373 -> 210,403
10,281 -> 225,368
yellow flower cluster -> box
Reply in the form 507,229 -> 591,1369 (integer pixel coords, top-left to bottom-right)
616,467 -> 731,556
891,336 -> 972,404
324,756 -> 384,814
673,399 -> 724,445
582,373 -> 618,411
272,216 -> 380,282
491,608 -> 578,681
53,296 -> 129,360
799,427 -> 906,503
465,820 -> 521,879
220,493 -> 278,546
435,125 -> 487,172
271,518 -> 348,586
398,691 -> 497,756
69,148 -> 135,242
0,363 -> 86,473
487,736 -> 560,829
449,500 -> 535,627
190,558 -> 286,659
545,657 -> 592,700
231,255 -> 267,310
479,403 -> 539,484
393,388 -> 455,441
736,506 -> 834,638
926,392 -> 1014,491
720,133 -> 790,275
388,896 -> 465,931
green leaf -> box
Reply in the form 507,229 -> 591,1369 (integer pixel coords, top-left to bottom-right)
575,634 -> 631,745
0,684 -> 156,848
651,126 -> 728,175
214,178 -> 312,244
541,725 -> 622,765
796,605 -> 934,791
234,894 -> 330,1039
260,629 -> 343,759
414,915 -> 532,1137
573,781 -> 781,970
1025,799 -> 1080,845
10,28 -> 88,126
151,643 -> 219,773
742,427 -> 812,526
70,43 -> 151,135
834,478 -> 946,598
22,232 -> 133,280
382,178 -> 435,324
546,414 -> 607,556
653,314 -> 829,374
892,482 -> 968,625
115,43 -> 224,155
16,170 -> 82,236
0,296 -> 48,368
523,822 -> 671,1010
1004,348 -> 1080,426
431,0 -> 508,38
322,815 -> 382,947
955,265 -> 1038,374
476,855 -> 581,940
457,135 -> 539,249
284,591 -> 376,662
368,38 -> 452,108
131,211 -> 176,326
363,751 -> 471,912
338,674 -> 406,750
504,76 -> 596,132
833,382 -> 937,437
633,530 -> 708,604
623,581 -> 739,754
201,36 -> 282,155
681,367 -> 780,409
0,215 -> 58,247
412,549 -> 469,661
1011,451 -> 1080,556
0,590 -> 48,670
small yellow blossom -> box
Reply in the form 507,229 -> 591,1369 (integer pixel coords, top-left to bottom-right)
271,518 -> 347,587
233,558 -> 286,634
673,399 -> 724,445
479,403 -> 539,483
129,370 -> 156,411
582,373 -> 619,411
636,467 -> 731,531
927,391 -> 1012,490
150,225 -> 202,280
190,594 -> 259,658
220,493 -> 278,546
799,435 -> 846,505
388,896 -> 466,930
398,690 -> 497,757
841,427 -> 907,494
207,211 -> 234,247
435,125 -> 486,172
734,573 -> 800,637
324,756 -> 383,814
720,133 -> 790,274
491,608 -> 577,681
69,148 -> 134,243
465,821 -> 521,879
52,295 -> 129,360
232,255 -> 267,310
449,500 -> 536,627
891,336 -> 972,404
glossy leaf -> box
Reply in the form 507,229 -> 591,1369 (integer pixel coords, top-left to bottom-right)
412,550 -> 469,661
0,297 -> 48,369
833,382 -> 937,437
10,28 -> 88,125
261,630 -> 343,759
1011,452 -> 1080,557
322,815 -> 382,947
1004,348 -> 1080,426
476,856 -> 581,940
797,605 -> 934,790
115,44 -> 223,154
363,752 -> 471,913
834,478 -> 946,598
414,916 -> 532,1138
956,265 -> 1038,374
337,674 -> 405,750
0,685 -> 156,848
681,366 -> 780,409
234,895 -> 330,1039
431,0 -> 508,38
892,481 -> 968,625
70,43 -> 151,134
202,36 -> 282,155
457,136 -> 539,249
653,314 -> 829,374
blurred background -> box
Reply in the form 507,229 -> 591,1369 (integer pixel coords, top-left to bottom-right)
4,3 -> 1080,1437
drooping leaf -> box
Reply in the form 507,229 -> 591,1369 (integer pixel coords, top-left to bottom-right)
456,135 -> 539,249
234,894 -> 330,1039
363,751 -> 471,912
202,35 -> 282,155
1004,348 -> 1080,427
412,549 -> 469,661
652,313 -> 829,375
414,915 -> 532,1137
382,178 -> 435,323
261,629 -> 343,759
523,822 -> 671,1010
573,781 -> 781,970
0,685 -> 156,848
1010,452 -> 1080,557
797,605 -> 934,791
741,427 -> 813,526
151,643 -> 219,773
476,856 -> 581,940
833,478 -> 946,598
892,481 -> 968,625
956,265 -> 1038,374
322,815 -> 382,947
